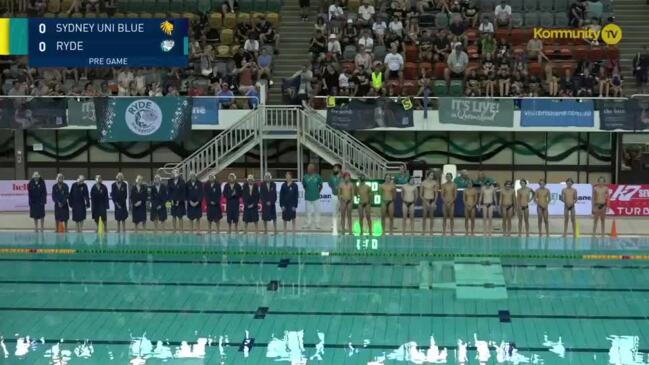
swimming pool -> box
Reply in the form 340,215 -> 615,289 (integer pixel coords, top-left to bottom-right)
1,232 -> 649,364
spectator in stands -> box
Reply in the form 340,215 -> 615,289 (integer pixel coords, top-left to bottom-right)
27,0 -> 47,16
462,0 -> 480,27
633,46 -> 649,92
309,30 -> 327,61
86,0 -> 101,14
66,0 -> 82,16
258,48 -> 273,80
356,67 -> 371,96
497,63 -> 511,96
586,0 -> 603,21
358,29 -> 375,52
339,68 -> 351,95
235,19 -> 252,44
217,82 -> 236,109
315,17 -> 328,33
257,17 -> 280,54
322,64 -> 340,95
576,71 -> 596,96
494,0 -> 512,29
449,15 -> 468,47
526,38 -> 548,64
355,47 -> 373,69
444,44 -> 469,90
417,0 -> 435,13
342,19 -> 359,49
433,30 -> 451,62
327,34 -> 342,61
116,68 -> 134,96
389,16 -> 405,39
246,84 -> 260,108
289,64 -> 313,105
569,0 -> 586,27
465,68 -> 482,96
384,46 -> 405,82
300,0 -> 311,21
358,0 -> 376,26
609,67 -> 623,97
478,16 -> 494,34
479,33 -> 496,60
482,53 -> 496,96
417,70 -> 432,96
495,37 -> 511,64
558,68 -> 575,96
244,33 -> 260,59
545,63 -> 559,96
418,30 -> 434,62
328,0 -> 345,21
372,18 -> 388,45
370,62 -> 385,95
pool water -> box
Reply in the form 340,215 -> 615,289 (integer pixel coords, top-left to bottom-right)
1,232 -> 649,365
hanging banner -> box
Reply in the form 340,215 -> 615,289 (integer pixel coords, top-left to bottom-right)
0,97 -> 67,129
95,97 -> 192,142
607,184 -> 649,216
67,98 -> 97,127
521,99 -> 594,127
326,98 -> 414,130
439,98 -> 514,127
630,98 -> 649,131
191,98 -> 219,125
598,99 -> 632,130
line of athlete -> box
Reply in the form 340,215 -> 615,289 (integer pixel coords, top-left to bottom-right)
337,168 -> 610,238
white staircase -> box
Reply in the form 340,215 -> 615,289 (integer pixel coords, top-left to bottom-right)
157,106 -> 405,180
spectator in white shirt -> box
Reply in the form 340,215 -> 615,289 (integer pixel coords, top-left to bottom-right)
328,1 -> 345,21
117,68 -> 134,96
372,19 -> 387,44
478,16 -> 495,34
327,34 -> 342,60
388,17 -> 404,38
444,44 -> 469,88
355,47 -> 373,69
383,46 -> 404,81
358,29 -> 375,52
358,0 -> 375,25
244,35 -> 260,57
339,68 -> 351,95
494,0 -> 512,28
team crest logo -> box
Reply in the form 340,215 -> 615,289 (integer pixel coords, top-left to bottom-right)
160,40 -> 175,52
160,20 -> 174,36
125,99 -> 163,136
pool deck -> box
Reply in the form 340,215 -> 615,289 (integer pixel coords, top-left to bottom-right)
0,212 -> 647,236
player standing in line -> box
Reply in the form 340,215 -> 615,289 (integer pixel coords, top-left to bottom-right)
149,175 -> 168,233
357,175 -> 373,235
479,181 -> 497,236
28,171 -> 46,233
111,172 -> 128,234
420,171 -> 439,235
338,173 -> 355,236
260,172 -> 278,235
499,181 -> 516,236
592,177 -> 610,237
223,173 -> 242,234
186,173 -> 204,233
560,178 -> 578,237
52,173 -> 70,232
401,176 -> 418,235
205,174 -> 222,234
69,175 -> 90,233
328,164 -> 342,232
130,175 -> 148,232
90,175 -> 109,233
242,174 -> 260,234
441,173 -> 457,236
534,179 -> 550,237
168,169 -> 186,233
280,172 -> 299,233
379,174 -> 397,235
463,183 -> 478,236
516,179 -> 533,237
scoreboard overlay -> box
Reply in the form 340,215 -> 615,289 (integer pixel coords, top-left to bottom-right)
0,18 -> 188,67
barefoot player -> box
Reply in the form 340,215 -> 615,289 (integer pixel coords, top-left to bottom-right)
535,179 -> 550,237
379,174 -> 397,235
357,175 -> 373,235
421,171 -> 439,235
500,181 -> 516,236
338,173 -> 355,235
441,173 -> 457,236
561,178 -> 577,237
592,177 -> 610,237
463,183 -> 478,236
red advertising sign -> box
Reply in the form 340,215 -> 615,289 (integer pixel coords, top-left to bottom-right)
608,184 -> 649,216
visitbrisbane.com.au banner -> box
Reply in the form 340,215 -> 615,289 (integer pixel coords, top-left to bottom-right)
521,99 -> 594,127
439,98 -> 514,127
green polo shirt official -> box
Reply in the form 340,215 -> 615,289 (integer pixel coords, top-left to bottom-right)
454,176 -> 472,188
328,174 -> 342,196
394,172 -> 410,185
474,176 -> 496,187
303,173 -> 323,201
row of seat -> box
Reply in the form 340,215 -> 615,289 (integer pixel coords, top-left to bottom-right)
119,0 -> 283,13
428,10 -> 611,28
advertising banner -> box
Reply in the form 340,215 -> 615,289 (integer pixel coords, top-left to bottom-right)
95,97 -> 192,142
607,184 -> 649,216
439,98 -> 514,127
327,98 -> 414,130
0,97 -> 67,129
67,98 -> 97,127
598,99 -> 632,130
630,98 -> 649,131
520,99 -> 594,127
191,98 -> 219,125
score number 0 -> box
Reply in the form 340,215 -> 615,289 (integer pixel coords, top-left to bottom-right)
38,23 -> 46,52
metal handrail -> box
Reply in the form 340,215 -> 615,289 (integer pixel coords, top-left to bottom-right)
157,108 -> 261,179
